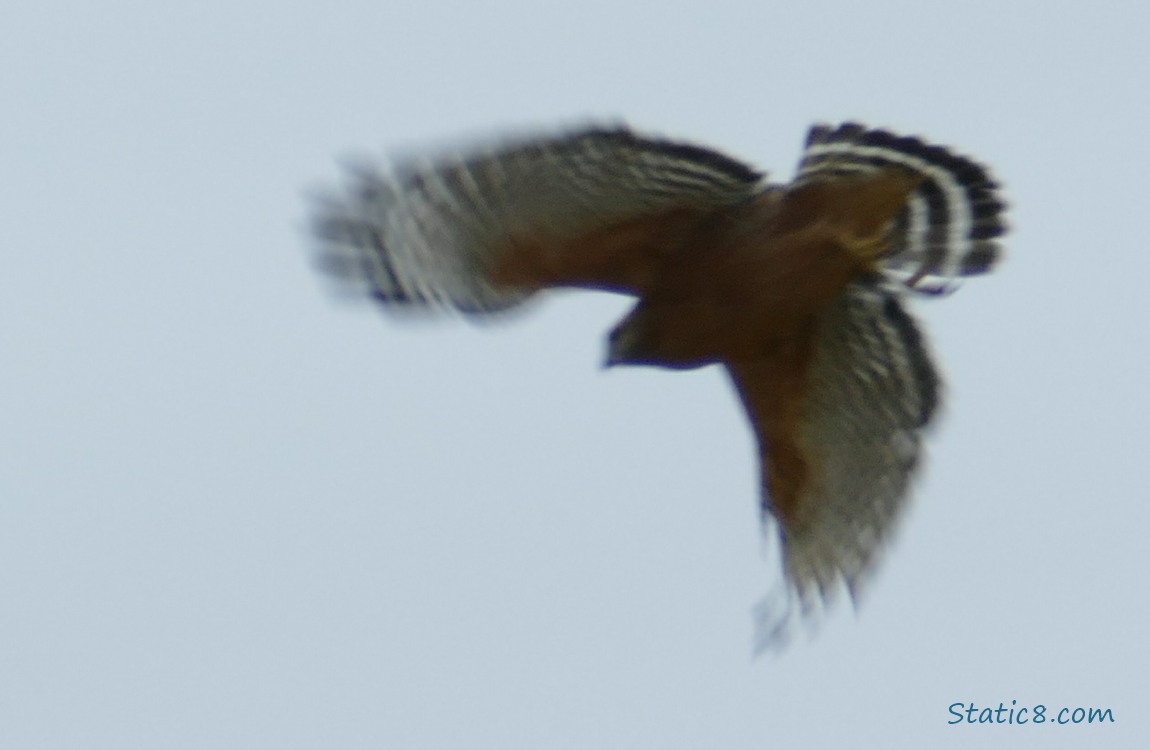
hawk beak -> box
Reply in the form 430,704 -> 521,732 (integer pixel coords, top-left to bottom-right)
604,333 -> 626,369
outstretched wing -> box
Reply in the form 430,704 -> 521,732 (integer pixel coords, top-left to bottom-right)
311,126 -> 764,314
795,123 -> 1007,293
726,277 -> 940,644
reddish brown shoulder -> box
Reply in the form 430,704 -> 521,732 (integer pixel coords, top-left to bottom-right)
487,207 -> 713,296
725,323 -> 820,529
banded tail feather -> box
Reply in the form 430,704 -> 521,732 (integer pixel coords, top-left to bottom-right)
796,123 -> 1007,293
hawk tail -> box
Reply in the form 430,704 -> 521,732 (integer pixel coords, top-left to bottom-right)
796,123 -> 1007,293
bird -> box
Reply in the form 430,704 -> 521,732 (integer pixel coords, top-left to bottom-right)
309,121 -> 1006,647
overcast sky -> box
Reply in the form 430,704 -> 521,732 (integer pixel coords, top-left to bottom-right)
3,1 -> 1147,748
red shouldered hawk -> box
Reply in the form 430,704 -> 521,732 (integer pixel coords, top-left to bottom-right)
310,122 -> 1006,647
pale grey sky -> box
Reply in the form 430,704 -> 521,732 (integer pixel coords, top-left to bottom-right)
2,1 -> 1147,747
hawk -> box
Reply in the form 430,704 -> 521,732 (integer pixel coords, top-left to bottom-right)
310,122 -> 1006,646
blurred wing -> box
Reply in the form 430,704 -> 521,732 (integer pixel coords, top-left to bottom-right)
795,123 -> 1007,293
726,278 -> 940,640
311,126 -> 764,314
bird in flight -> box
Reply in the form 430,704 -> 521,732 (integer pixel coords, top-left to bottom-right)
310,122 -> 1006,646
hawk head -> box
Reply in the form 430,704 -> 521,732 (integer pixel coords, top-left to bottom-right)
604,303 -> 721,371
604,310 -> 653,368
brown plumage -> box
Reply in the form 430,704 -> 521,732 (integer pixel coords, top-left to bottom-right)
311,122 -> 1006,646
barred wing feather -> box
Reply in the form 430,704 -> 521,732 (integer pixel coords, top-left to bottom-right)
312,126 -> 764,314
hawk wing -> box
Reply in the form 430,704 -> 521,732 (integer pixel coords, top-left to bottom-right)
795,123 -> 1007,292
311,126 -> 764,314
726,277 -> 940,644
